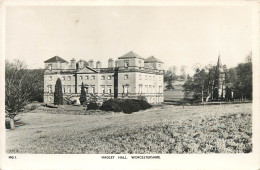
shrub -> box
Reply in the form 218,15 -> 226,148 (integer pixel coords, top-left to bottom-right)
121,100 -> 142,114
138,100 -> 152,110
100,99 -> 152,114
100,99 -> 123,112
87,102 -> 100,110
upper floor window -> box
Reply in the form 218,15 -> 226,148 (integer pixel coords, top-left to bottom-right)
108,75 -> 112,80
101,76 -> 105,80
139,75 -> 142,80
49,76 -> 52,81
48,64 -> 52,70
91,75 -> 95,80
139,60 -> 142,68
124,75 -> 128,80
68,76 -> 71,81
62,76 -> 65,81
145,75 -> 148,80
48,85 -> 52,93
124,61 -> 129,68
85,76 -> 89,80
79,76 -> 83,80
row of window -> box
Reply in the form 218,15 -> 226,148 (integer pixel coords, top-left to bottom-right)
47,85 -> 162,94
48,75 -> 130,81
137,85 -> 163,94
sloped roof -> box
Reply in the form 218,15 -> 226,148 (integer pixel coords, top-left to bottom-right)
77,66 -> 98,73
144,63 -> 154,69
44,56 -> 69,63
118,51 -> 145,60
144,56 -> 163,63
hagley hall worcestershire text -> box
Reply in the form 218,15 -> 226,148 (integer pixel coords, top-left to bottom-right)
44,51 -> 164,104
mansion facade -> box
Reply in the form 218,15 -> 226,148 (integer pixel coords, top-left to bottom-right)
44,51 -> 164,104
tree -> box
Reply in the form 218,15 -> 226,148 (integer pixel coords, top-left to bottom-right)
79,82 -> 87,105
164,66 -> 177,83
183,68 -> 208,102
180,66 -> 187,80
54,78 -> 63,105
165,75 -> 174,90
5,60 -> 35,129
233,58 -> 252,100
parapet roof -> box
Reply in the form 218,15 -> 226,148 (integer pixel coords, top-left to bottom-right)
118,51 -> 145,60
44,56 -> 69,63
144,56 -> 163,63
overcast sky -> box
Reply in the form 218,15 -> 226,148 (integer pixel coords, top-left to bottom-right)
6,6 -> 253,74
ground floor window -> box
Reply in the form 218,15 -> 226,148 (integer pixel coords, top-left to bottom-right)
123,85 -> 129,94
101,86 -> 105,94
91,86 -> 95,94
139,84 -> 142,94
108,86 -> 112,94
67,85 -> 71,93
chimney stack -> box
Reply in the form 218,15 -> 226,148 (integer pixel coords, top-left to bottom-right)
108,58 -> 114,68
96,61 -> 102,68
70,58 -> 76,69
115,60 -> 119,67
89,59 -> 94,68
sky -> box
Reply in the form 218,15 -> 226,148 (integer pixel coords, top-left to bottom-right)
5,6 -> 253,75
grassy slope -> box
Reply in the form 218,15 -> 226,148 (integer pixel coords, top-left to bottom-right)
6,103 -> 252,154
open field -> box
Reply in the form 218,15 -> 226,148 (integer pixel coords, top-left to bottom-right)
6,103 -> 252,154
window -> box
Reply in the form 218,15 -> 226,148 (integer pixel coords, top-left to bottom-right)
91,86 -> 95,94
85,87 -> 89,94
79,76 -> 83,80
48,64 -> 52,70
159,86 -> 162,93
91,76 -> 95,80
67,85 -> 71,93
101,76 -> 105,80
149,76 -> 151,80
149,85 -> 152,93
108,75 -> 112,80
85,76 -> 89,80
158,64 -> 161,68
139,60 -> 142,68
62,85 -> 65,93
145,75 -> 148,80
101,86 -> 105,94
108,86 -> 112,94
145,85 -> 148,93
139,75 -> 142,80
123,85 -> 129,94
124,61 -> 129,68
68,76 -> 71,81
49,76 -> 52,81
139,84 -> 142,94
124,75 -> 128,80
48,85 -> 52,93
62,76 -> 65,81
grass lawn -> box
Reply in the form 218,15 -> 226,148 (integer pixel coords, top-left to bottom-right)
6,103 -> 252,154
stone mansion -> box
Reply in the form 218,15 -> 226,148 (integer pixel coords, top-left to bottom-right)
44,51 -> 164,104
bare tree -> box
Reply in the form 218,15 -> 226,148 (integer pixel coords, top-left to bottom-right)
5,60 -> 35,129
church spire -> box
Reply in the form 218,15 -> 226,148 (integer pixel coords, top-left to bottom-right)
217,54 -> 222,68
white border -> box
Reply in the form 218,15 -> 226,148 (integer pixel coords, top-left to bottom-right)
0,1 -> 259,170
